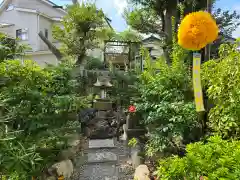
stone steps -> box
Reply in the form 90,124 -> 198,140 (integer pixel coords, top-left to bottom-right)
88,139 -> 115,149
77,138 -> 120,180
79,164 -> 119,180
87,151 -> 118,164
89,134 -> 117,140
73,138 -> 134,180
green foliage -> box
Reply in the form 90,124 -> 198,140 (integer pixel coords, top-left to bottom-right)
128,137 -> 138,147
0,142 -> 43,178
134,30 -> 200,156
157,136 -> 240,180
214,9 -> 240,37
84,56 -> 105,70
202,40 -> 240,138
210,9 -> 240,58
0,60 -> 86,177
126,0 -> 211,40
109,69 -> 139,108
0,33 -> 30,61
53,3 -> 111,64
126,0 -> 239,59
117,30 -> 142,42
125,7 -> 162,35
112,29 -> 142,42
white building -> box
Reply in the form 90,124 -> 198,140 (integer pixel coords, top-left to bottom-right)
0,0 -> 66,66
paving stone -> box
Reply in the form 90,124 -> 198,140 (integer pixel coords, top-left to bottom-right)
88,151 -> 117,163
80,176 -> 118,180
103,176 -> 118,180
89,139 -> 115,149
80,164 -> 118,179
72,136 -> 132,180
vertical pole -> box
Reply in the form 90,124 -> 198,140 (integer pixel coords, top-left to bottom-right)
205,0 -> 212,61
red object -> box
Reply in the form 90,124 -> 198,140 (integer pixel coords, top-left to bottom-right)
128,105 -> 136,112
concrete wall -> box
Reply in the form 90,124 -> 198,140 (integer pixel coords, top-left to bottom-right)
14,0 -> 65,17
38,15 -> 53,51
0,8 -> 18,37
0,25 -> 15,38
0,10 -> 38,51
0,0 -> 65,51
142,40 -> 164,58
24,52 -> 58,67
0,0 -> 65,67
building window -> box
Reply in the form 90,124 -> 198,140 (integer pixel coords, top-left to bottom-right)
44,29 -> 48,39
6,4 -> 14,11
16,28 -> 28,40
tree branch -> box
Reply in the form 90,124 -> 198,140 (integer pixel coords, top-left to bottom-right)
38,31 -> 63,61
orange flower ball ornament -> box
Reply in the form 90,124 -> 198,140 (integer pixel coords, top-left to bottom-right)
178,11 -> 219,50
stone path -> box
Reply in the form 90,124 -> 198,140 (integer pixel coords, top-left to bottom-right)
72,138 -> 134,180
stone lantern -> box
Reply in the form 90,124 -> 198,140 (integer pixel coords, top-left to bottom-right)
94,75 -> 112,99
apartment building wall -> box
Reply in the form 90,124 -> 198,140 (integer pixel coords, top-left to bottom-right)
0,9 -> 39,51
38,15 -> 54,51
13,0 -> 65,17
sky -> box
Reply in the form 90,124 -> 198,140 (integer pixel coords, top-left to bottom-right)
1,0 -> 240,37
55,0 -> 240,38
54,0 -> 129,32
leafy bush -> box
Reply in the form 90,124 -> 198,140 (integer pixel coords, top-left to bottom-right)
0,33 -> 30,61
156,136 -> 240,180
0,60 -> 86,178
202,40 -> 240,138
109,69 -> 139,108
84,56 -> 105,70
134,38 -> 200,156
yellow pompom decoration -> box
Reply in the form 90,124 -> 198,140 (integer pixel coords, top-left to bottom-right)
178,11 -> 219,50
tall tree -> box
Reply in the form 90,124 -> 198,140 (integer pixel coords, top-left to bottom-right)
125,0 -> 213,63
113,29 -> 143,42
126,0 -> 240,60
53,3 -> 113,64
211,8 -> 240,58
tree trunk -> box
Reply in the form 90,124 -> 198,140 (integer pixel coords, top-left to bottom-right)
163,2 -> 178,65
38,31 -> 63,61
76,53 -> 86,65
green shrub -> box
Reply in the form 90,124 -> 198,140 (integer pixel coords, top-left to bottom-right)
84,56 -> 105,70
202,40 -> 240,138
134,39 -> 200,157
0,33 -> 30,61
0,60 -> 87,177
157,136 -> 240,180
